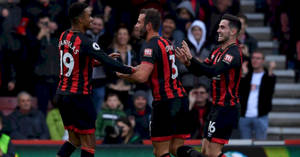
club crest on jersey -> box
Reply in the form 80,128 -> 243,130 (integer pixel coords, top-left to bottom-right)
144,48 -> 152,57
222,54 -> 234,64
93,42 -> 100,51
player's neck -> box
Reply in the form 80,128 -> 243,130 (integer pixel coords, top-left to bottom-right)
146,31 -> 159,42
71,24 -> 85,33
221,39 -> 236,49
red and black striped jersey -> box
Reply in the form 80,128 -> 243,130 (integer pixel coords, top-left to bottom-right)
57,30 -> 133,95
140,36 -> 186,101
188,44 -> 243,107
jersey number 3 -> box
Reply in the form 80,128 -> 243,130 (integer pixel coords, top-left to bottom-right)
60,50 -> 74,77
169,54 -> 178,79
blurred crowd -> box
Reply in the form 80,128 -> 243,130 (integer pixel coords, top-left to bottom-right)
0,0 -> 299,145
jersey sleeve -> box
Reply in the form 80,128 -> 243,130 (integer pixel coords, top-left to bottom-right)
187,47 -> 242,77
140,42 -> 158,64
84,39 -> 133,74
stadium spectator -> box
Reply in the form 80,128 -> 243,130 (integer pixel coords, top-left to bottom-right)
46,98 -> 65,140
161,14 -> 176,42
178,20 -> 210,93
107,26 -> 137,109
0,0 -> 20,96
0,114 -> 17,157
126,90 -> 151,139
188,84 -> 212,139
237,13 -> 258,61
239,51 -> 276,140
95,93 -> 126,139
34,15 -> 59,115
86,15 -> 107,113
9,91 -> 50,139
103,117 -> 142,144
174,1 -> 195,43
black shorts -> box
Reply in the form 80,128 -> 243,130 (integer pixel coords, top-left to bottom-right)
150,97 -> 190,141
203,105 -> 240,144
55,94 -> 97,134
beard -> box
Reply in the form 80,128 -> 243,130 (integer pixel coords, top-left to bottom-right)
218,34 -> 229,45
140,25 -> 147,39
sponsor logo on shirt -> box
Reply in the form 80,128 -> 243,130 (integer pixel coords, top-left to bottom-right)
222,54 -> 234,64
144,48 -> 153,57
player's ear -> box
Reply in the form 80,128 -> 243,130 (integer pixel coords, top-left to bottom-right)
146,23 -> 152,31
230,28 -> 237,36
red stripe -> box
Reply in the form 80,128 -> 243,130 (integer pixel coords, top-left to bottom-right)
151,136 -> 172,142
172,134 -> 191,139
228,69 -> 236,106
158,40 -> 174,99
160,38 -> 183,97
217,74 -> 226,106
151,62 -> 161,101
82,56 -> 90,95
81,147 -> 95,154
211,137 -> 228,144
64,125 -> 95,134
61,31 -> 74,91
70,36 -> 81,93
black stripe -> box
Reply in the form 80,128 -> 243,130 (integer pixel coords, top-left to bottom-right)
58,31 -> 69,91
65,32 -> 78,93
77,34 -> 85,94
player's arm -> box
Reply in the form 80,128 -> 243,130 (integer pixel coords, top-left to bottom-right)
176,41 -> 241,77
86,42 -> 134,74
118,44 -> 156,83
117,62 -> 153,83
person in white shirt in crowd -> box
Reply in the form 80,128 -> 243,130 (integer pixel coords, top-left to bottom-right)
239,51 -> 276,140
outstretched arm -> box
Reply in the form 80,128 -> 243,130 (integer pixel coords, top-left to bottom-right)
117,62 -> 153,83
87,43 -> 134,74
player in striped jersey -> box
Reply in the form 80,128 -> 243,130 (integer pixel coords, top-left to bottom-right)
117,8 -> 189,157
55,3 -> 134,157
176,14 -> 243,157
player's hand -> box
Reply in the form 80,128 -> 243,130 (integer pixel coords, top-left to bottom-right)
108,52 -> 120,59
175,47 -> 190,66
116,72 -> 130,78
181,40 -> 193,60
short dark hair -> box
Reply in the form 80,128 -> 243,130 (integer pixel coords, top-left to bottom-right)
252,51 -> 265,60
140,8 -> 161,32
221,14 -> 241,35
237,13 -> 248,24
194,83 -> 209,93
68,2 -> 89,24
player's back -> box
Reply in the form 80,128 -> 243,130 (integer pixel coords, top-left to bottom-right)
56,30 -> 93,95
141,36 -> 186,101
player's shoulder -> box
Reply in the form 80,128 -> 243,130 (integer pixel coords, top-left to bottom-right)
227,44 -> 241,56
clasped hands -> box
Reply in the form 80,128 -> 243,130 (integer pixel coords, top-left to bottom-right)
175,40 -> 193,66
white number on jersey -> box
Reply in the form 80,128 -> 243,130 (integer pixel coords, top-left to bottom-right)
169,54 -> 178,79
60,50 -> 74,77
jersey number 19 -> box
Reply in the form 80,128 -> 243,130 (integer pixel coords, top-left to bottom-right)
60,50 -> 74,77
